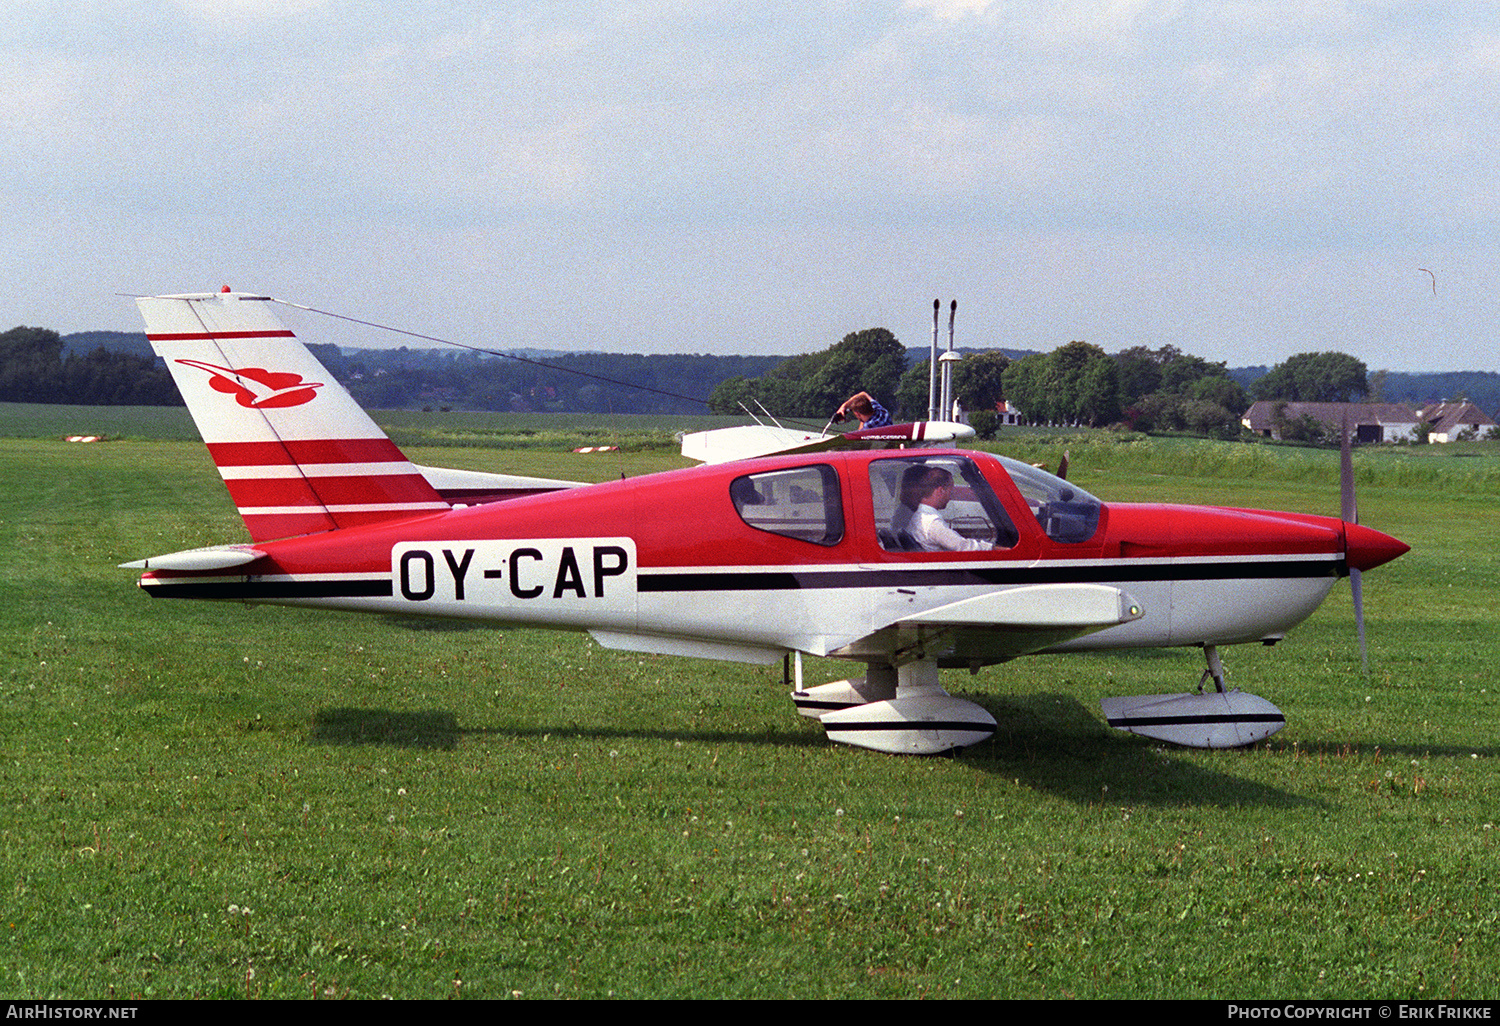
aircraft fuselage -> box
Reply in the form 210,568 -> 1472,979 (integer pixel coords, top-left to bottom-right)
138,449 -> 1404,669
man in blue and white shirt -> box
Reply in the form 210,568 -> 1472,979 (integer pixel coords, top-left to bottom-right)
835,391 -> 893,429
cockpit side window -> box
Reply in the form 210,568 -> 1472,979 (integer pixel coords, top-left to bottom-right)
869,455 -> 1019,552
730,464 -> 844,546
996,456 -> 1102,543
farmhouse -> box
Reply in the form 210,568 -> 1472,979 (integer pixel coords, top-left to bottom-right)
994,400 -> 1024,426
1415,400 -> 1498,443
1241,401 -> 1422,443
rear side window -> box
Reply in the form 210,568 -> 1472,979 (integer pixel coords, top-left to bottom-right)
730,464 -> 844,546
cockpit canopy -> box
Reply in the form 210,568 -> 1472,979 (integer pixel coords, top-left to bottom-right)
726,451 -> 1103,552
995,456 -> 1102,543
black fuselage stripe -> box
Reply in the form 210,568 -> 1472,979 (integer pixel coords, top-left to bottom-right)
141,558 -> 1341,601
638,560 -> 1341,593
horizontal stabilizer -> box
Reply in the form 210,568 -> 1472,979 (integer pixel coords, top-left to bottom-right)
415,464 -> 583,506
119,545 -> 266,571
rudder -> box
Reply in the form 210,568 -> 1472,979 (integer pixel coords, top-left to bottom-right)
139,290 -> 448,542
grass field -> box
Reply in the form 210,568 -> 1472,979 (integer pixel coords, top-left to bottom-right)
2,405 -> 1498,999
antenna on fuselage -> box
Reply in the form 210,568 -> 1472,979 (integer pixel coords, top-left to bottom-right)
753,399 -> 786,429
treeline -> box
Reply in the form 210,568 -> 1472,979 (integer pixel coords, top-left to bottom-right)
1004,345 -> 1371,436
320,347 -> 782,415
8,326 -> 1500,428
17,330 -> 782,413
715,337 -> 1500,438
711,335 -> 1251,434
953,342 -> 1253,436
0,327 -> 179,406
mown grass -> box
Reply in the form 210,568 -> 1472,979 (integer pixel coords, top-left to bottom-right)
1,408 -> 1498,999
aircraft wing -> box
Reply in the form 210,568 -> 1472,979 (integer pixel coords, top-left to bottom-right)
679,425 -> 837,464
835,583 -> 1144,664
680,421 -> 977,464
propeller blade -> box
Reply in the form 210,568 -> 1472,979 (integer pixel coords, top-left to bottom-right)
1351,566 -> 1368,674
1339,412 -> 1368,673
1057,449 -> 1070,481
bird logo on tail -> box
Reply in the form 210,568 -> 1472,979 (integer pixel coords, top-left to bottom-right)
175,360 -> 325,409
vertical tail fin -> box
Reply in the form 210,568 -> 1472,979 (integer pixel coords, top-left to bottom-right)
139,290 -> 447,541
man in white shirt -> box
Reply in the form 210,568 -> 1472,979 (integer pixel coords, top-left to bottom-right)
889,465 -> 989,552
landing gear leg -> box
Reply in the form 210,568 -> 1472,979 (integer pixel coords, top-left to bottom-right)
1198,644 -> 1227,694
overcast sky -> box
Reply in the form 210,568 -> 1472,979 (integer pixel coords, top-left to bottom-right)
3,1 -> 1497,373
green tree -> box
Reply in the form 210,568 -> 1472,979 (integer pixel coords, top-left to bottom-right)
897,359 -> 931,421
954,350 -> 1011,413
1130,391 -> 1186,432
0,327 -> 180,406
1075,352 -> 1123,427
715,327 -> 907,418
1001,352 -> 1051,425
0,327 -> 64,403
1182,399 -> 1236,438
1048,341 -> 1121,426
895,349 -> 1011,422
708,375 -> 758,415
802,327 -> 907,415
1253,352 -> 1368,403
1115,345 -> 1166,402
1187,375 -> 1249,415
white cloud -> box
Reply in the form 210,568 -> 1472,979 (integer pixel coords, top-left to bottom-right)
169,0 -> 331,21
0,1 -> 1497,372
904,0 -> 994,20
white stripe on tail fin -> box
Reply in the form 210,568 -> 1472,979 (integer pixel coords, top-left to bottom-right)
139,290 -> 449,542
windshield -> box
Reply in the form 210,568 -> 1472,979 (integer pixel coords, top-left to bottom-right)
996,456 -> 1102,543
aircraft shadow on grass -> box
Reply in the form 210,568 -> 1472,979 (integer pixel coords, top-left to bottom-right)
307,694 -> 1322,811
968,692 -> 1322,810
311,708 -> 464,749
381,614 -> 488,633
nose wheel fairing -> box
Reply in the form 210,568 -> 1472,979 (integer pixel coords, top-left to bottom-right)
1100,645 -> 1286,749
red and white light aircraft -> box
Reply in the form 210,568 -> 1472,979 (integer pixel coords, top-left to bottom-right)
123,290 -> 1408,755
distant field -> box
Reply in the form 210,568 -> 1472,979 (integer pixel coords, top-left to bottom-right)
1,407 -> 1498,999
7,400 -> 1497,487
0,402 -> 201,440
